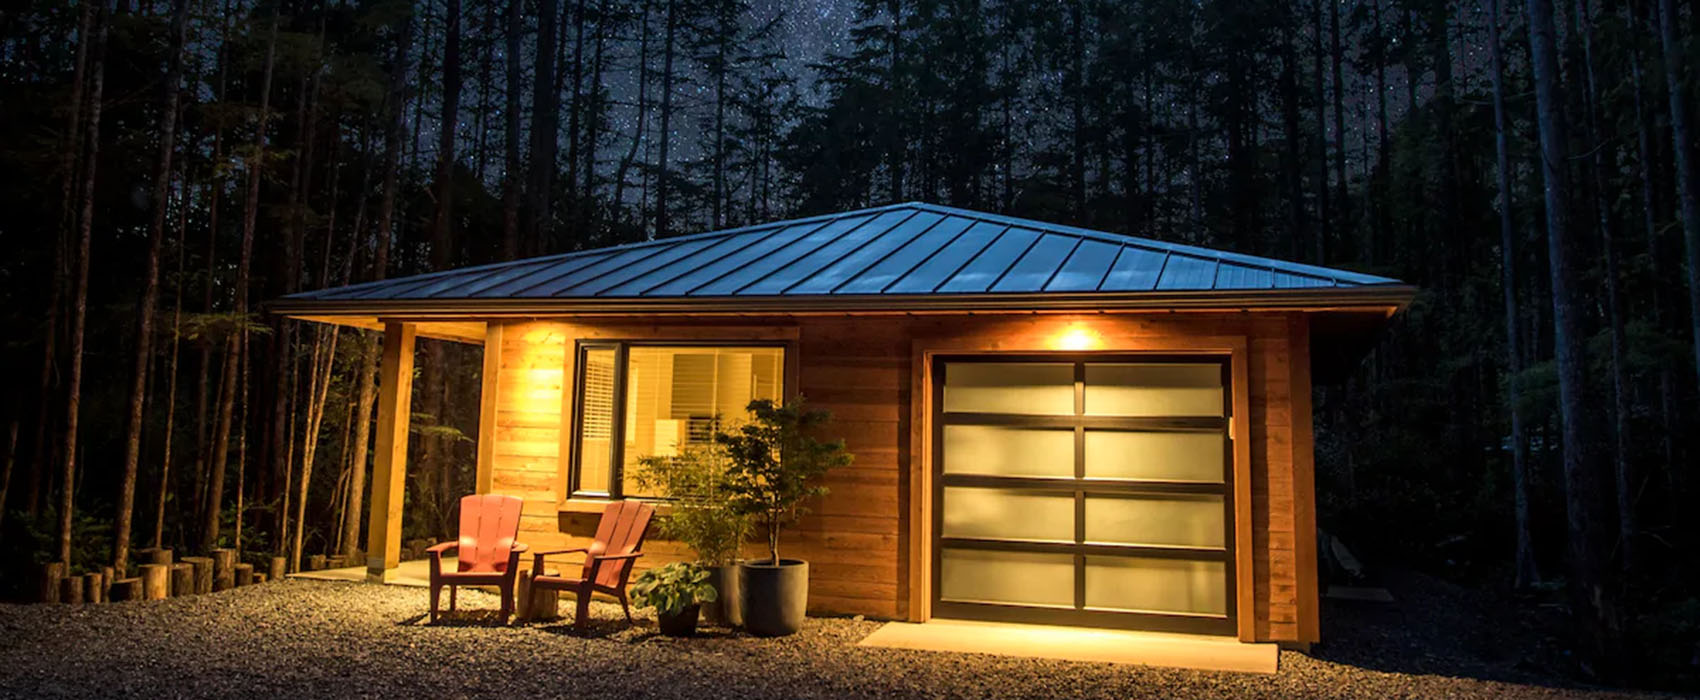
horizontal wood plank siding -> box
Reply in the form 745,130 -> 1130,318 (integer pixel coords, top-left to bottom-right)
479,312 -> 1315,641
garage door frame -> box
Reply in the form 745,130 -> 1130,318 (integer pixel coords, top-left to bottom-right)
929,353 -> 1238,636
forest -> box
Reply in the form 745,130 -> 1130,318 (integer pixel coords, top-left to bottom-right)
0,0 -> 1696,687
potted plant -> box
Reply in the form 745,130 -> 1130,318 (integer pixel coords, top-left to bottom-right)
635,444 -> 754,626
631,562 -> 719,637
718,398 -> 852,637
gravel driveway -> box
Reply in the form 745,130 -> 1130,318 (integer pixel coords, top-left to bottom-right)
0,578 -> 1653,699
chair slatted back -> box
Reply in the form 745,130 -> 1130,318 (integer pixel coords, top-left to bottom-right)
456,494 -> 524,573
582,500 -> 654,588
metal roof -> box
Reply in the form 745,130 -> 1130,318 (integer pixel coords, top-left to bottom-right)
275,202 -> 1410,315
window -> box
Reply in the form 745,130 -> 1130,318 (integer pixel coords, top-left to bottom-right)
570,343 -> 785,498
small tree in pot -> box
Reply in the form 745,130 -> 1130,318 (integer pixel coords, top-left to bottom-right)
635,444 -> 753,626
717,398 -> 851,636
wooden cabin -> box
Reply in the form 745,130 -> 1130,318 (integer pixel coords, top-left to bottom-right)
273,202 -> 1412,646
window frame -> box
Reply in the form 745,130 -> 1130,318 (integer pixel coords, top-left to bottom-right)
567,339 -> 792,500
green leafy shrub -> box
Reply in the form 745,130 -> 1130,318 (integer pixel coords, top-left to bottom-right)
631,561 -> 718,617
634,443 -> 753,567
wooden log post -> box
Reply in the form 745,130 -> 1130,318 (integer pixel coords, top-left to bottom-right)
60,576 -> 83,604
366,322 -> 416,583
170,563 -> 194,596
234,562 -> 254,587
141,548 -> 173,567
269,556 -> 286,581
82,572 -> 103,604
252,572 -> 267,584
182,556 -> 213,594
109,577 -> 142,602
101,565 -> 115,600
307,554 -> 326,571
38,562 -> 65,603
211,548 -> 236,591
140,563 -> 170,600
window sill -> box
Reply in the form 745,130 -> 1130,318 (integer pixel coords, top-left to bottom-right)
558,497 -> 674,516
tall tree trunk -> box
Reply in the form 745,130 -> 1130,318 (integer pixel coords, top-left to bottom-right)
501,0 -> 522,259
1657,0 -> 1700,392
564,0 -> 586,235
204,10 -> 278,553
1489,0 -> 1539,589
433,0 -> 462,269
654,0 -> 677,238
345,7 -> 414,559
1571,0 -> 1637,571
115,0 -> 189,576
531,0 -> 559,248
613,0 -> 651,227
59,0 -> 112,566
1329,0 -> 1347,237
1312,0 -> 1330,264
1525,0 -> 1621,674
154,170 -> 190,550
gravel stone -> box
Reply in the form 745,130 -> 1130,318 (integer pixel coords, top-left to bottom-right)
0,578 -> 1655,699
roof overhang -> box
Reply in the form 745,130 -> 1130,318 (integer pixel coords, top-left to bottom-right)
270,285 -> 1416,320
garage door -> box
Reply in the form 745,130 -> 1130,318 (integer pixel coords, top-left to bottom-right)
931,356 -> 1236,635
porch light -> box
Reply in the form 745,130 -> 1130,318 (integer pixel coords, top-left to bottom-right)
1051,324 -> 1103,351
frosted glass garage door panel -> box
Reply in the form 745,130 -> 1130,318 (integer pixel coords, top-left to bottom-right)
1085,556 -> 1227,616
1084,494 -> 1225,548
941,550 -> 1075,607
943,425 -> 1074,478
1084,363 -> 1223,417
1084,430 -> 1224,482
942,488 -> 1074,542
944,363 -> 1074,415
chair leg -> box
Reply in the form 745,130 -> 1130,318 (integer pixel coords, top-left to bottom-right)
575,588 -> 592,632
429,583 -> 441,623
449,584 -> 457,611
618,590 -> 633,623
499,580 -> 514,625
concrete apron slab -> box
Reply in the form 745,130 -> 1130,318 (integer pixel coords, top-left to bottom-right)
288,558 -> 444,588
856,619 -> 1278,674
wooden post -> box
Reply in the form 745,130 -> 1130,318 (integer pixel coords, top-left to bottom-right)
269,555 -> 286,581
140,548 -> 173,566
182,556 -> 213,594
366,322 -> 416,582
234,562 -> 254,586
110,577 -> 142,601
170,563 -> 194,596
38,562 -> 65,603
1289,314 -> 1321,645
252,572 -> 268,584
82,572 -> 103,603
140,563 -> 170,599
307,554 -> 326,571
60,576 -> 82,604
211,548 -> 236,591
475,323 -> 502,495
101,565 -> 115,601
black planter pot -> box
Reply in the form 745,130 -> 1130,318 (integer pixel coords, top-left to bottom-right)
702,564 -> 743,628
657,603 -> 702,637
739,559 -> 808,637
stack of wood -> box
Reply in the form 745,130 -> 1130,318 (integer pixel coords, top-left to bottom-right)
32,546 -> 283,604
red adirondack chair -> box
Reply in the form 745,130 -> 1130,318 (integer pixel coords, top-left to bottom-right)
428,494 -> 528,623
528,500 -> 655,631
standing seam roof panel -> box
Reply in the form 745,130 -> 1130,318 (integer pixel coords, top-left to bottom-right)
832,215 -> 975,294
1156,255 -> 1220,290
739,209 -> 922,296
550,237 -> 726,296
788,211 -> 946,295
688,214 -> 878,296
1045,239 -> 1122,292
644,220 -> 833,296
1099,247 -> 1168,291
937,227 -> 1042,293
991,233 -> 1080,292
598,226 -> 786,296
885,221 -> 1008,293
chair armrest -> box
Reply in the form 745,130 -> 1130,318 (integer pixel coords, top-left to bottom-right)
426,542 -> 458,554
585,551 -> 645,579
531,547 -> 590,574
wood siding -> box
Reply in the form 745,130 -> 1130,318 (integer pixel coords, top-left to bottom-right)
477,312 -> 1318,643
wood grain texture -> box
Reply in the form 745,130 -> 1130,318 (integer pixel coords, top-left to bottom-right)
366,322 -> 416,580
476,312 -> 1315,637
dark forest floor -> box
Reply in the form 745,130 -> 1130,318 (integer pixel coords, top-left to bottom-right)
0,574 -> 1669,699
